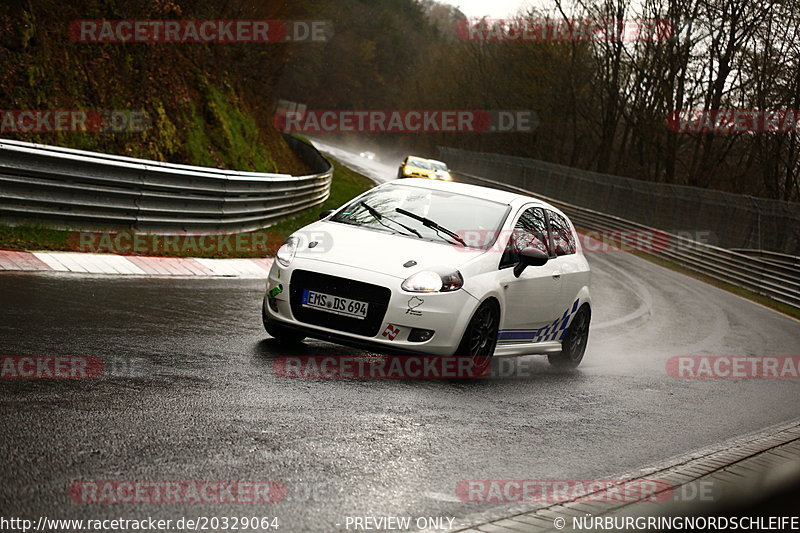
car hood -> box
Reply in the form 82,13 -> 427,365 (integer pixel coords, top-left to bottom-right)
292,221 -> 484,279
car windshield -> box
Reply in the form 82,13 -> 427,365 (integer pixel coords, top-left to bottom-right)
429,161 -> 448,171
407,158 -> 431,169
331,184 -> 509,248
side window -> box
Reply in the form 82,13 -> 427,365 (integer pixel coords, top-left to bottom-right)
500,207 -> 549,268
547,210 -> 576,256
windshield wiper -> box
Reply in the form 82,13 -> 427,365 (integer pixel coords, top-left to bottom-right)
359,202 -> 422,238
394,208 -> 467,247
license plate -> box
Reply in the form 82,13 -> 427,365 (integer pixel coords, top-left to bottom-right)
302,290 -> 369,319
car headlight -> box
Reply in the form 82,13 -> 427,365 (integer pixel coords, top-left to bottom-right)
403,166 -> 415,175
441,172 -> 452,181
276,236 -> 299,267
401,270 -> 463,292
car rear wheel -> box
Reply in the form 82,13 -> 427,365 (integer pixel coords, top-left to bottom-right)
548,304 -> 590,369
262,297 -> 306,344
456,300 -> 499,374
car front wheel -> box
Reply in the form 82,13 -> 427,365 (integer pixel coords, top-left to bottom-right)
456,300 -> 500,374
548,304 -> 590,368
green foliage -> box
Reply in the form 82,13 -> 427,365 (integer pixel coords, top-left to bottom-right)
0,0 -> 307,174
202,84 -> 276,172
137,99 -> 180,161
185,104 -> 216,168
0,224 -> 70,251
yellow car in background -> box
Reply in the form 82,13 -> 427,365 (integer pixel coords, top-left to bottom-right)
397,156 -> 451,180
397,156 -> 436,179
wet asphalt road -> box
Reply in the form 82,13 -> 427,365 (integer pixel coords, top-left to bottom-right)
310,139 -> 395,184
1,246 -> 800,531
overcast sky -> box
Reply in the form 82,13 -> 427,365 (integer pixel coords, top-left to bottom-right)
438,0 -> 538,18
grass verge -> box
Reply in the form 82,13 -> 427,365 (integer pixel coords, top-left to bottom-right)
0,159 -> 374,259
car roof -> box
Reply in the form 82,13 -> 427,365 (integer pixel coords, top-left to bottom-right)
389,177 -> 550,208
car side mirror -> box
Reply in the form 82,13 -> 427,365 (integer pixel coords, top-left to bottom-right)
319,209 -> 335,220
513,247 -> 549,278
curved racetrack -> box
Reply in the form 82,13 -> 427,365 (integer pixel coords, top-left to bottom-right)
1,141 -> 798,530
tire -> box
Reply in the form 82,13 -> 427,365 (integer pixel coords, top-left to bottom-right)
548,304 -> 590,369
456,300 -> 500,374
262,297 -> 306,344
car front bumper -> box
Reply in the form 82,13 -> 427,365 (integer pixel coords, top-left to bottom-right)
264,258 -> 480,355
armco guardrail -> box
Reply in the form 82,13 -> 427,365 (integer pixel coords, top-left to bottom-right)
440,146 -> 800,255
455,172 -> 800,309
0,135 -> 332,233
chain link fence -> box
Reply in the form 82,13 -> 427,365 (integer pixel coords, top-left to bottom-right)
439,146 -> 800,256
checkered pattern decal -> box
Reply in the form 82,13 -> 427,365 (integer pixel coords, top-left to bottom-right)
498,298 -> 580,345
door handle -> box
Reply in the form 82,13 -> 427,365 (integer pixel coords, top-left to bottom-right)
552,272 -> 561,279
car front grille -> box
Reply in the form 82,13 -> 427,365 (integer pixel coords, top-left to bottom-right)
289,269 -> 392,337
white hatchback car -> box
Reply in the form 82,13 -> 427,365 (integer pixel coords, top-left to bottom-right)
262,178 -> 591,368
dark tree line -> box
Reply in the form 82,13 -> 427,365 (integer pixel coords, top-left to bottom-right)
2,0 -> 798,200
278,0 -> 800,202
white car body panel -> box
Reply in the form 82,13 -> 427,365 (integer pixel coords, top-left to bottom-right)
264,178 -> 591,358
